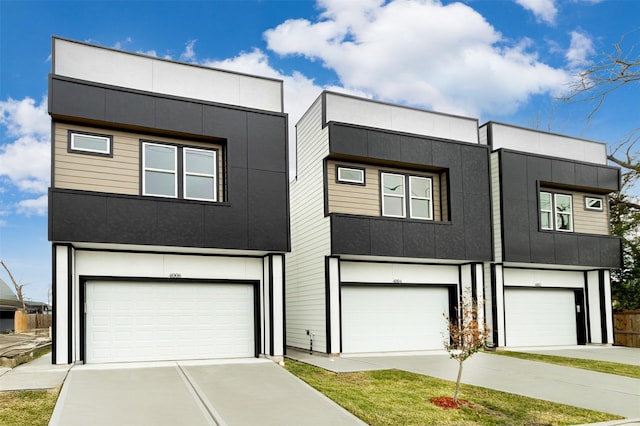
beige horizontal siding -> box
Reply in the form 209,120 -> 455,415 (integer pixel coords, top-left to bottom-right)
573,192 -> 609,235
54,123 -> 224,200
326,160 -> 443,221
541,187 -> 609,235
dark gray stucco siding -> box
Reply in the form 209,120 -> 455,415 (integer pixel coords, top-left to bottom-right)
328,123 -> 492,261
48,75 -> 290,252
499,150 -> 621,267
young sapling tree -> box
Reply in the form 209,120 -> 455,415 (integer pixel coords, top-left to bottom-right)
443,297 -> 490,404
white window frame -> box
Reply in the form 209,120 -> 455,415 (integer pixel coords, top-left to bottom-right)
409,176 -> 433,220
585,196 -> 604,211
183,147 -> 217,202
554,193 -> 573,232
70,131 -> 112,155
381,172 -> 406,218
142,142 -> 177,198
337,166 -> 365,185
539,191 -> 553,230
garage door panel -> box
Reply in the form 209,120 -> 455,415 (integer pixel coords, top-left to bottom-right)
505,288 -> 577,347
342,286 -> 450,353
86,281 -> 255,363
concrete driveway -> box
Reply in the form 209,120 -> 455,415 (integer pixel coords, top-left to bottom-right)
288,346 -> 640,419
49,358 -> 365,426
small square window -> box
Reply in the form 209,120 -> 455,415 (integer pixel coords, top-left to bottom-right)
585,196 -> 604,211
337,166 -> 365,184
69,131 -> 112,155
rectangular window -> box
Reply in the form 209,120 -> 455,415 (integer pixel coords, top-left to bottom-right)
69,131 -> 112,155
409,176 -> 433,220
337,166 -> 365,184
555,193 -> 573,232
143,143 -> 177,198
381,172 -> 434,220
539,192 -> 553,230
184,148 -> 217,201
381,172 -> 405,218
585,196 -> 603,211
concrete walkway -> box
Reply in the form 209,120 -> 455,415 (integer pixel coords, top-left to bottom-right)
50,359 -> 366,426
0,352 -> 70,391
287,347 -> 640,419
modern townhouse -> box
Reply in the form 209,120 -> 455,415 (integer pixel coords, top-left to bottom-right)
286,92 -> 493,355
481,122 -> 622,347
48,37 -> 290,364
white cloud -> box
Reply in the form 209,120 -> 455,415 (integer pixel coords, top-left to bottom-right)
566,30 -> 595,69
264,0 -> 569,117
514,0 -> 558,25
16,195 -> 48,217
180,40 -> 198,63
0,96 -> 49,139
113,37 -> 133,50
0,97 -> 51,197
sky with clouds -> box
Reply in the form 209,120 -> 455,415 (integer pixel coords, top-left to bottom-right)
0,0 -> 638,303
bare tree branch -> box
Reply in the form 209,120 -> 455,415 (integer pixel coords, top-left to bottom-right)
1,260 -> 27,311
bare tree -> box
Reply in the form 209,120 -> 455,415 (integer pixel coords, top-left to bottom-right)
1,260 -> 27,311
562,30 -> 640,200
563,31 -> 640,120
443,297 -> 490,404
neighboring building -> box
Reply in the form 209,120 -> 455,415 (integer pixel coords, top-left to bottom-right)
286,92 -> 493,355
0,278 -> 21,333
48,37 -> 289,364
481,122 -> 621,347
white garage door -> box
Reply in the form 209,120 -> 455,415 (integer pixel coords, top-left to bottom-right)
504,288 -> 577,347
85,281 -> 255,363
341,286 -> 450,353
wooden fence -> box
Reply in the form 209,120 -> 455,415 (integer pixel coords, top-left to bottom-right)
614,310 -> 640,348
14,311 -> 52,333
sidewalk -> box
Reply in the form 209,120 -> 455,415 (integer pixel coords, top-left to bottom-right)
0,352 -> 70,391
286,347 -> 640,420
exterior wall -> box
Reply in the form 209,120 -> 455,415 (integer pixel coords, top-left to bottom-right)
326,160 -> 443,221
54,122 -> 224,198
286,97 -> 332,353
49,76 -> 289,253
52,247 -> 285,364
490,153 -> 503,262
53,37 -> 283,113
498,149 -> 621,268
324,92 -> 478,144
482,122 -> 607,165
503,268 -> 584,288
340,261 -> 459,284
327,123 -> 492,261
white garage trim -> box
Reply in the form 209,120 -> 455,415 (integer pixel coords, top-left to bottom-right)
82,279 -> 258,363
341,284 -> 453,354
504,287 -> 581,347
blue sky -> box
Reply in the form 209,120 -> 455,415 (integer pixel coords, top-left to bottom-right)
0,0 -> 638,303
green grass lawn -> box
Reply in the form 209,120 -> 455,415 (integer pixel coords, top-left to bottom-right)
285,359 -> 622,426
0,389 -> 59,426
490,350 -> 640,379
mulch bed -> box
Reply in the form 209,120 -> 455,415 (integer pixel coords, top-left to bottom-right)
429,396 -> 474,410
